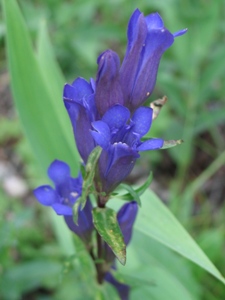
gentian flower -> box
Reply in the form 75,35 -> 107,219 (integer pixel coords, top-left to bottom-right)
119,9 -> 187,113
64,9 -> 186,195
33,160 -> 93,243
91,105 -> 163,194
65,93 -> 163,194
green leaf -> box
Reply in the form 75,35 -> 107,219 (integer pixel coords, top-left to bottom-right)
2,0 -> 77,254
113,172 -> 153,203
2,0 -> 79,174
0,260 -> 61,299
73,147 -> 102,224
82,146 -> 102,199
117,231 -> 201,300
119,183 -> 142,206
92,207 -> 126,266
81,146 -> 102,207
135,189 -> 225,285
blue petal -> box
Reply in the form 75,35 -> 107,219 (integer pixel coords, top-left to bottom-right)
90,78 -> 96,91
137,138 -> 164,151
117,201 -> 138,245
91,121 -> 111,149
109,142 -> 139,174
98,143 -> 139,193
130,29 -> 174,108
33,185 -> 59,206
131,107 -> 153,136
63,77 -> 93,102
145,13 -> 164,30
52,203 -> 73,215
69,173 -> 83,205
95,50 -> 124,116
64,199 -> 93,242
120,11 -> 147,109
64,99 -> 96,163
102,105 -> 130,131
48,160 -> 70,185
104,272 -> 130,300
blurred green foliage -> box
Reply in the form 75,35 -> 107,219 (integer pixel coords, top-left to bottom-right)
1,0 -> 225,299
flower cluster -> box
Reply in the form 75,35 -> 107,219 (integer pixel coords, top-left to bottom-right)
34,8 -> 186,300
64,9 -> 186,195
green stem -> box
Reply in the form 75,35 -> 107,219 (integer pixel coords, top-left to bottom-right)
95,195 -> 106,284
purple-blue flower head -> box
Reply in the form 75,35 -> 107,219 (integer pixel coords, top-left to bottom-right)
63,8 -> 186,194
34,160 -> 82,215
94,9 -> 187,115
119,9 -> 187,113
33,160 -> 93,243
91,105 -> 163,193
64,82 -> 163,194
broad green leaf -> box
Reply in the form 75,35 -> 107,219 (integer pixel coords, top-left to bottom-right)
2,0 -> 77,254
50,210 -> 75,256
0,260 -> 61,299
37,21 -> 79,164
135,189 -> 225,285
117,231 -> 201,300
57,235 -> 99,300
2,0 -> 78,174
92,207 -> 126,265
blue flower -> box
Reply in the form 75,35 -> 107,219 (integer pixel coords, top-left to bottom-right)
91,105 -> 163,193
33,160 -> 93,243
63,8 -> 186,194
95,9 -> 187,115
119,9 -> 187,113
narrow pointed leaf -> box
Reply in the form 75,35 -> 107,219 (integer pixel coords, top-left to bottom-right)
81,146 -> 102,208
92,207 -> 126,265
72,201 -> 80,226
135,189 -> 225,285
2,0 -> 77,254
37,21 -> 78,160
72,147 -> 102,224
113,172 -> 153,202
2,0 -> 78,174
119,183 -> 142,206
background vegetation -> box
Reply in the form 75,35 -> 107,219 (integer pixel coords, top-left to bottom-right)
0,0 -> 225,299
